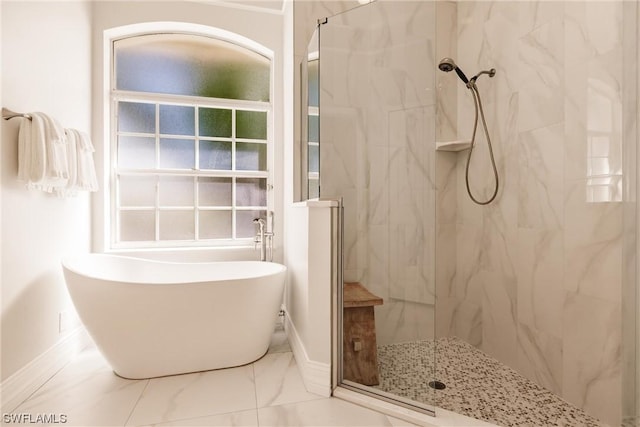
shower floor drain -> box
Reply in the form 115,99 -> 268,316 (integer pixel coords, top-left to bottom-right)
428,380 -> 446,390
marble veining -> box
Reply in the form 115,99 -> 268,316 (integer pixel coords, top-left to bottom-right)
319,0 -> 438,347
436,1 -> 626,425
11,327 -> 416,427
307,0 -> 627,425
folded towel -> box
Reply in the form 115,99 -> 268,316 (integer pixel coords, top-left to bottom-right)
61,129 -> 79,197
76,130 -> 98,192
17,113 -> 46,184
39,112 -> 69,192
64,128 -> 98,195
17,112 -> 98,196
17,116 -> 33,182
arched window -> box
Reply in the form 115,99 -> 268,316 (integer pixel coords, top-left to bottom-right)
109,28 -> 272,248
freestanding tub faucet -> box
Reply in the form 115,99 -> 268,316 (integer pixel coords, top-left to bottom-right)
253,218 -> 274,262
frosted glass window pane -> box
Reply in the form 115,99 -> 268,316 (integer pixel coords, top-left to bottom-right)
115,34 -> 270,101
236,143 -> 267,171
160,105 -> 195,136
199,141 -> 231,170
309,144 -> 319,173
236,210 -> 266,238
308,179 -> 320,199
119,175 -> 156,206
198,177 -> 232,206
159,138 -> 195,169
160,210 -> 195,240
118,136 -> 156,169
199,210 -> 232,239
118,102 -> 155,133
236,178 -> 266,207
120,211 -> 155,241
308,115 -> 319,143
589,136 -> 611,157
159,176 -> 194,206
199,108 -> 232,137
236,111 -> 267,139
308,59 -> 319,107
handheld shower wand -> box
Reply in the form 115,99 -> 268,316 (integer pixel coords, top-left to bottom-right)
439,58 -> 496,87
439,58 -> 499,205
438,57 -> 470,85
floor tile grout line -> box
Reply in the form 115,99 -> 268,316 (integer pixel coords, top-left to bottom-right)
123,379 -> 150,427
131,408 -> 261,427
10,355 -> 80,413
252,362 -> 261,427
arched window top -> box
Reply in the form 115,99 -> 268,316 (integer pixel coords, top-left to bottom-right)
114,33 -> 271,101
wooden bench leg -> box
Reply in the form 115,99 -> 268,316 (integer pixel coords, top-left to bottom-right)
343,306 -> 380,386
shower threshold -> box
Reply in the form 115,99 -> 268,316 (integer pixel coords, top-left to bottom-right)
333,386 -> 496,427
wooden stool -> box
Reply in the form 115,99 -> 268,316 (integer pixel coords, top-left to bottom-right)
343,282 -> 383,386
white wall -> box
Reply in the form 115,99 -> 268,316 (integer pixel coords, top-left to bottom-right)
283,201 -> 334,396
91,1 -> 285,263
1,1 -> 93,380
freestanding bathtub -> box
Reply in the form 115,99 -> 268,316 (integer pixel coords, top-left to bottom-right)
62,254 -> 286,379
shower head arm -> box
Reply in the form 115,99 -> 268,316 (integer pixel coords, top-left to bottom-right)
469,68 -> 496,83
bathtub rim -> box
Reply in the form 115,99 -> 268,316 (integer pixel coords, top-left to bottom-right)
61,253 -> 287,286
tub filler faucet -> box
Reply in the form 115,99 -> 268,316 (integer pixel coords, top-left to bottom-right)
253,217 -> 274,262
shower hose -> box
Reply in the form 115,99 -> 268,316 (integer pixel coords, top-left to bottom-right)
465,81 -> 499,205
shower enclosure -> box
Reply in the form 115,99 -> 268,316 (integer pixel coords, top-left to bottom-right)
309,0 -> 439,413
300,0 -> 639,426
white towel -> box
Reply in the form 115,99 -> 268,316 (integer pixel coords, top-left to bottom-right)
39,112 -> 69,192
64,128 -> 98,195
61,129 -> 79,197
22,112 -> 69,193
17,113 -> 46,184
17,112 -> 99,196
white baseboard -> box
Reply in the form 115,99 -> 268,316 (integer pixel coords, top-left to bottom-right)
283,311 -> 332,397
1,327 -> 92,413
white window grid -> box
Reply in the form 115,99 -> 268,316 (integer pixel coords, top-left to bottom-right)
110,91 -> 272,249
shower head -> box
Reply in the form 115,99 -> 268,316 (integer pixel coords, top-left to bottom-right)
438,57 -> 469,85
438,57 -> 457,72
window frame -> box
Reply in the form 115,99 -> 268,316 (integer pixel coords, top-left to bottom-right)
105,25 -> 274,250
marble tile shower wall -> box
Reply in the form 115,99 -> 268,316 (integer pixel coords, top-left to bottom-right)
435,2 -> 625,425
319,1 -> 438,347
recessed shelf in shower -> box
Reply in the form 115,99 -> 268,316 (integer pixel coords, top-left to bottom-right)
435,140 -> 471,152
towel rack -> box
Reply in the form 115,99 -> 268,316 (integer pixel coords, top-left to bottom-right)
2,108 -> 32,121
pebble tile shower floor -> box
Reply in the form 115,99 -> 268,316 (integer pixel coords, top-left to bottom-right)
376,337 -> 605,427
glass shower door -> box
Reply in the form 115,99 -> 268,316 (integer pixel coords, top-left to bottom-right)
318,1 -> 439,413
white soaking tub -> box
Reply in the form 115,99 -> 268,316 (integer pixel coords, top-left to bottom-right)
62,254 -> 286,379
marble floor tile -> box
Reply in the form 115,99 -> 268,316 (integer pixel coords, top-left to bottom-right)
125,365 -> 256,426
13,348 -> 148,426
9,329 -> 500,427
253,352 -> 323,408
268,325 -> 292,354
142,409 -> 259,426
257,397 -> 401,427
386,415 -> 423,426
